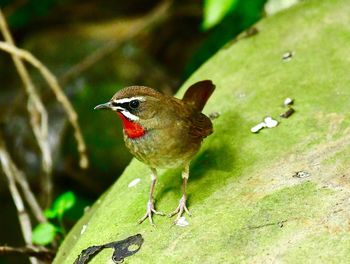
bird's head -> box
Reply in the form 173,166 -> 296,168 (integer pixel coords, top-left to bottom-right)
94,86 -> 165,138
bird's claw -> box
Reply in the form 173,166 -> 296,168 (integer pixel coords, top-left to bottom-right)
138,199 -> 164,226
168,195 -> 191,223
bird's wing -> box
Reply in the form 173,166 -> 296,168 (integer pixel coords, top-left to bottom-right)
187,112 -> 213,139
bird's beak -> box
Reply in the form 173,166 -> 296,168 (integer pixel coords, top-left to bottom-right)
94,102 -> 112,110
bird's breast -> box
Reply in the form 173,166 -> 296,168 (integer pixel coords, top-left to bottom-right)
123,126 -> 201,169
117,112 -> 146,139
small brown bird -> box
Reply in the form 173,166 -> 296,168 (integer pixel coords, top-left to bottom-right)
94,80 -> 215,225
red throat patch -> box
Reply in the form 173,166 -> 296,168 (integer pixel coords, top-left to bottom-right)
117,112 -> 146,139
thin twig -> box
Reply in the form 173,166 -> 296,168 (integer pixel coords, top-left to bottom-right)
60,39 -> 117,86
14,168 -> 46,223
59,0 -> 172,86
0,9 -> 53,205
0,137 -> 39,264
0,41 -> 89,169
0,245 -> 54,261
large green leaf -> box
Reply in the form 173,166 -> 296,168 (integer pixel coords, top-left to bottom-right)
54,0 -> 350,263
202,0 -> 238,30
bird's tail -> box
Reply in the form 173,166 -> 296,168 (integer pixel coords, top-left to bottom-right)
182,80 -> 215,111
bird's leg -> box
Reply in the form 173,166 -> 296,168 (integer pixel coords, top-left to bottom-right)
169,164 -> 192,223
138,168 -> 164,225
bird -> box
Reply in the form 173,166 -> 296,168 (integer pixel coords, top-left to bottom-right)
94,80 -> 215,225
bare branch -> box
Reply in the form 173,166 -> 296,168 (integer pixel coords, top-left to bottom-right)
0,9 -> 53,204
60,0 -> 173,86
0,137 -> 39,264
0,37 -> 89,170
14,167 -> 46,223
0,245 -> 54,261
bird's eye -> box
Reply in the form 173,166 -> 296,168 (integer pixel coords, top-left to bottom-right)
129,100 -> 140,109
111,101 -> 118,106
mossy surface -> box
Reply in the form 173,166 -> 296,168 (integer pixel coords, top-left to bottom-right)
54,0 -> 350,263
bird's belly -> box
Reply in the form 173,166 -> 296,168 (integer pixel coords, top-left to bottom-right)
124,130 -> 200,169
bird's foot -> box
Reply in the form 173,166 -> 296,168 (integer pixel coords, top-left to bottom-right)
168,195 -> 191,224
138,199 -> 164,226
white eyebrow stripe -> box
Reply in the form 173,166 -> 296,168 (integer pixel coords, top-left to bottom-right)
114,97 -> 145,104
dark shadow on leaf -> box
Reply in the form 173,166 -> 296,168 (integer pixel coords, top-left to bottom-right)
156,111 -> 243,206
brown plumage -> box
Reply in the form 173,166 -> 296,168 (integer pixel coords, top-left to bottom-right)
94,80 -> 215,225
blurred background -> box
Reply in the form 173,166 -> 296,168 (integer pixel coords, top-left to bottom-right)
0,0 -> 296,263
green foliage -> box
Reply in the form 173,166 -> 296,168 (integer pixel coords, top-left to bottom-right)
185,0 -> 267,80
202,0 -> 238,30
44,191 -> 76,220
32,191 -> 77,246
0,0 -> 59,29
32,222 -> 60,246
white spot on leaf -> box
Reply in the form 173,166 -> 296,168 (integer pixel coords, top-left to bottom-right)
264,117 -> 279,128
251,122 -> 267,133
251,117 -> 278,133
128,178 -> 141,188
284,97 -> 293,106
80,224 -> 88,235
175,216 -> 189,227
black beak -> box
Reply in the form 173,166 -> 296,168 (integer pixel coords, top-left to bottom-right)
94,102 -> 112,110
